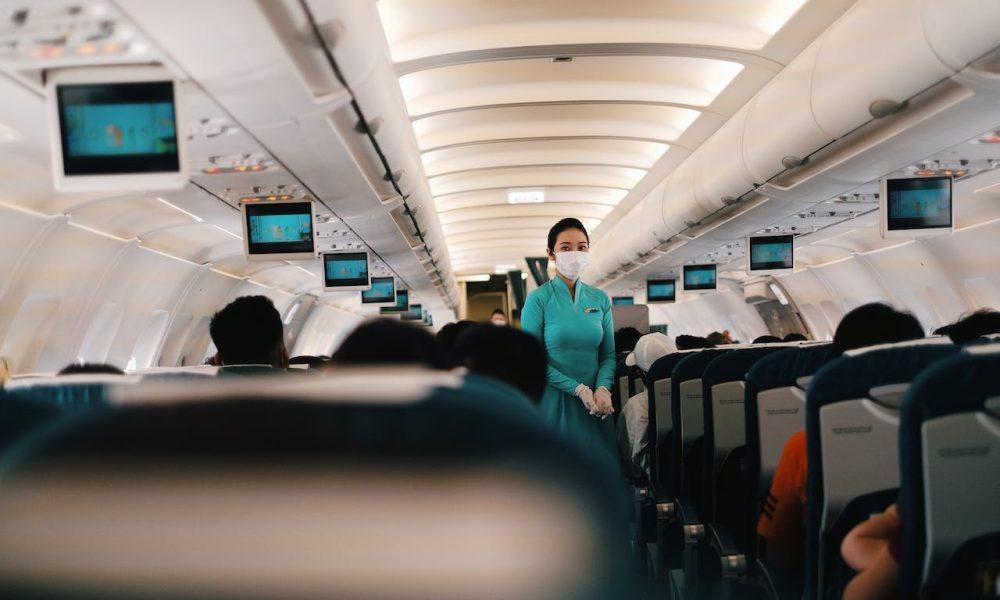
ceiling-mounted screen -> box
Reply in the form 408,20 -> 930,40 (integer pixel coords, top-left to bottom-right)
650,324 -> 669,336
404,303 -> 423,321
362,276 -> 396,305
748,234 -> 794,273
683,264 -> 717,291
380,290 -> 409,313
646,279 -> 676,303
48,66 -> 187,191
880,176 -> 953,237
323,251 -> 370,291
241,200 -> 316,261
612,296 -> 634,306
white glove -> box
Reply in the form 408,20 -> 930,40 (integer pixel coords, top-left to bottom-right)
594,387 -> 614,419
575,384 -> 597,414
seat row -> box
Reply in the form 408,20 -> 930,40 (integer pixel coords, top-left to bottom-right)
630,337 -> 999,599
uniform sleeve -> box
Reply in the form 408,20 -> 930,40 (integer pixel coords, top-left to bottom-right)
521,288 -> 583,395
595,292 -> 616,390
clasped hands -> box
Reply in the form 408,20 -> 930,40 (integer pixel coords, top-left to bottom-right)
575,384 -> 615,419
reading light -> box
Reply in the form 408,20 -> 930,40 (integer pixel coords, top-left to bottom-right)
495,264 -> 516,274
507,188 -> 545,204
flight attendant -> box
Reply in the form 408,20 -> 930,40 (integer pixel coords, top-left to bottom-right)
522,218 -> 617,457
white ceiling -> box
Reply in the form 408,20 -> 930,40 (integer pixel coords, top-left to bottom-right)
376,0 -> 857,275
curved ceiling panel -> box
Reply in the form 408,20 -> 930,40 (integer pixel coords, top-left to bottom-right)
412,104 -> 701,151
442,216 -> 601,237
140,223 -> 244,264
438,203 -> 612,226
433,187 -> 627,212
379,0 -> 809,61
429,165 -> 647,197
68,197 -> 200,240
400,56 -> 744,116
421,138 -> 668,177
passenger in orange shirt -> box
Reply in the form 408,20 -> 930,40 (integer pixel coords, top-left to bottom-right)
757,303 -> 923,572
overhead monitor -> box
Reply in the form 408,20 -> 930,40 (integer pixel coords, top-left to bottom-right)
380,289 -> 409,313
48,66 -> 187,192
650,324 -> 669,336
646,279 -> 676,303
880,176 -> 953,237
404,303 -> 423,321
323,251 -> 370,291
612,296 -> 634,306
361,276 -> 396,305
683,264 -> 717,291
748,234 -> 794,273
241,199 -> 316,261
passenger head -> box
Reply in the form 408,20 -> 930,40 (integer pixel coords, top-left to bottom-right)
783,333 -> 808,342
332,318 -> 444,369
288,355 -> 327,369
436,320 -> 477,367
209,296 -> 287,368
490,309 -> 507,326
933,309 -> 1000,344
706,331 -> 727,346
546,218 -> 590,281
452,324 -> 547,404
833,302 -> 924,355
627,333 -> 677,372
614,327 -> 642,355
753,335 -> 784,344
58,363 -> 125,376
675,335 -> 711,350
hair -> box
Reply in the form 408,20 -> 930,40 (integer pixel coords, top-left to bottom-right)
436,320 -> 478,367
491,309 -> 505,317
614,327 -> 643,354
706,331 -> 727,346
675,335 -> 712,350
58,363 -> 125,376
783,333 -> 808,342
753,335 -> 784,344
452,324 -> 547,404
288,355 -> 327,369
933,309 -> 1000,344
209,296 -> 286,367
546,217 -> 589,252
332,318 -> 444,369
833,302 -> 924,355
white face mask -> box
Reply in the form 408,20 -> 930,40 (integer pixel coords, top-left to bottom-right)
491,318 -> 507,326
554,251 -> 590,281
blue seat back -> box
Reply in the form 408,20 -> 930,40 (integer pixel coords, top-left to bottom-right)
805,343 -> 960,599
899,348 -> 1000,599
645,351 -> 695,489
669,349 -> 728,495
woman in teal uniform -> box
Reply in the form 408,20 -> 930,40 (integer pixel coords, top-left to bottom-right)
521,218 -> 617,457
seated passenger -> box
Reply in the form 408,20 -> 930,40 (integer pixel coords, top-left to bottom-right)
783,332 -> 808,342
331,318 -> 445,369
616,333 -> 676,479
209,296 -> 289,372
489,309 -> 507,326
933,308 -> 1000,343
706,331 -> 727,346
753,335 -> 784,344
436,320 -> 476,368
614,327 -> 642,356
758,303 -> 923,572
841,503 -> 901,600
451,324 -> 546,404
675,334 -> 711,350
58,363 -> 125,376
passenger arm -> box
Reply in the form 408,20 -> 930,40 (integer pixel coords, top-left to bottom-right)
521,290 -> 583,395
595,295 -> 616,391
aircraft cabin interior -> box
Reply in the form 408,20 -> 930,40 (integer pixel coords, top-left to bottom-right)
0,1 -> 998,599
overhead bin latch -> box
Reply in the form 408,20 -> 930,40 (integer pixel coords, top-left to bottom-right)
868,99 -> 908,119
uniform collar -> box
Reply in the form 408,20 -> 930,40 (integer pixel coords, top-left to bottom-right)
551,275 -> 585,304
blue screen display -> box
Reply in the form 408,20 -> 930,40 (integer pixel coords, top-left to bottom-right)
362,277 -> 395,303
647,280 -> 676,301
325,258 -> 367,280
249,214 -> 313,244
684,265 -> 716,290
749,235 -> 793,270
887,176 -> 952,230
613,297 -> 634,305
64,102 -> 176,157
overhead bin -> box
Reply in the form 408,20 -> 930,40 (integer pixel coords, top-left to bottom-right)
659,161 -> 701,237
692,103 -> 754,213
